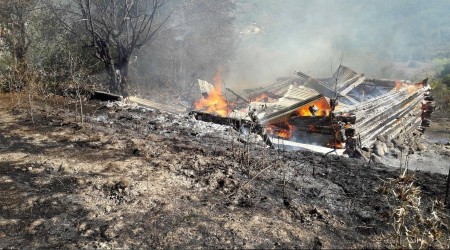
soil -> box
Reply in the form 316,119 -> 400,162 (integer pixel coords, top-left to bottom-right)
0,93 -> 449,249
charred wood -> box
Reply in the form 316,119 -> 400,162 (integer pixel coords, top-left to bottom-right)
90,91 -> 122,102
293,125 -> 334,135
332,113 -> 357,124
288,116 -> 331,127
189,111 -> 274,148
53,85 -> 123,102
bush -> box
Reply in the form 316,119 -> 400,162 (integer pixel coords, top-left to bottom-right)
441,74 -> 450,88
431,79 -> 450,107
440,63 -> 450,77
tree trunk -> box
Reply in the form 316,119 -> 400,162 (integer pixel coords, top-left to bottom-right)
107,62 -> 118,94
118,58 -> 130,98
10,10 -> 29,90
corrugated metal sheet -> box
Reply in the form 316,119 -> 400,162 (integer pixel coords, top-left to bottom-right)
260,94 -> 325,124
198,79 -> 214,94
271,85 -> 319,111
339,76 -> 366,95
245,78 -> 296,98
328,65 -> 359,87
324,65 -> 366,96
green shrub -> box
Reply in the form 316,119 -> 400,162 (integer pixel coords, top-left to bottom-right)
440,63 -> 450,77
431,79 -> 450,107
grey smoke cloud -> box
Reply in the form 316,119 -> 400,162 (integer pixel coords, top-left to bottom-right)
226,0 -> 450,90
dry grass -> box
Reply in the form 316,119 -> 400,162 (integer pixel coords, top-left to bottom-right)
379,168 -> 450,249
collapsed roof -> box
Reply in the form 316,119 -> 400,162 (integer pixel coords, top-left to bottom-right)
193,65 -> 430,152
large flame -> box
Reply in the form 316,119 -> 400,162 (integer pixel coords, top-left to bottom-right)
194,68 -> 230,117
265,97 -> 331,140
295,97 -> 331,117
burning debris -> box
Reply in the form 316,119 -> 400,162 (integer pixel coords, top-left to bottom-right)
189,65 -> 432,158
194,83 -> 230,117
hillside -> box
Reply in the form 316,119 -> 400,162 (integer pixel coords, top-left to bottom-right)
1,93 -> 449,248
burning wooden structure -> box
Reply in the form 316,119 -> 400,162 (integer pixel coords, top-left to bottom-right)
191,65 -> 434,157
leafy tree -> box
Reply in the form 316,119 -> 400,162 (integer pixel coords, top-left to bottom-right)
435,63 -> 450,87
0,0 -> 39,89
439,63 -> 450,77
28,5 -> 100,86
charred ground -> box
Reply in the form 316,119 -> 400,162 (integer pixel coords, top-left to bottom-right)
0,93 -> 449,248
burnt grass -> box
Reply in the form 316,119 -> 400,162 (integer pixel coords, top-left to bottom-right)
0,94 -> 449,248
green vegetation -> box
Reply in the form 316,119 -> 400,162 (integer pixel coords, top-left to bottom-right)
1,0 -> 450,96
0,0 -> 236,96
431,63 -> 450,108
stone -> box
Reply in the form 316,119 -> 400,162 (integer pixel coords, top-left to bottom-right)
385,141 -> 394,148
381,142 -> 388,154
392,138 -> 406,150
77,179 -> 86,186
101,224 -> 116,240
371,153 -> 383,164
415,142 -> 426,151
390,148 -> 401,159
360,149 -> 371,159
376,135 -> 387,143
373,142 -> 385,157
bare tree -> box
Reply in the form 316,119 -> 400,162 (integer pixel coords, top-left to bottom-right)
51,0 -> 171,97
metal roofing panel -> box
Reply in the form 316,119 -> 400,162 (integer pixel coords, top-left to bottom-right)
272,85 -> 319,111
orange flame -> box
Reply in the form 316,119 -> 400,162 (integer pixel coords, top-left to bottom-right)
295,97 -> 331,117
395,81 -> 424,94
266,122 -> 294,139
250,93 -> 276,103
395,81 -> 404,91
327,141 -> 344,149
194,67 -> 230,117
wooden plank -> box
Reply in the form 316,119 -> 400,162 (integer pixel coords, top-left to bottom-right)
129,96 -> 186,113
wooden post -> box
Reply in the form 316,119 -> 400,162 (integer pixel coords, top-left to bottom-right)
445,166 -> 450,205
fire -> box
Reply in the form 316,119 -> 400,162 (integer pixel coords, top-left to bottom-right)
194,86 -> 230,116
395,81 -> 424,94
295,97 -> 331,117
327,141 -> 344,149
250,93 -> 276,103
266,122 -> 294,139
395,81 -> 404,91
194,68 -> 230,117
